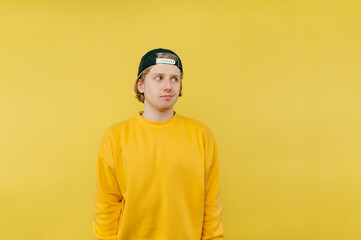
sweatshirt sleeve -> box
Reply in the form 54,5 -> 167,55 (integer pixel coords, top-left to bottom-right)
202,131 -> 224,240
93,129 -> 123,240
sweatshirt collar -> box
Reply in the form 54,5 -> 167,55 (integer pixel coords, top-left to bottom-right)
135,110 -> 178,127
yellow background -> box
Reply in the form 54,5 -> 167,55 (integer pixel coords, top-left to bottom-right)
1,0 -> 360,239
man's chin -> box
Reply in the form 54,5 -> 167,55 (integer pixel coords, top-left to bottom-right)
157,103 -> 176,112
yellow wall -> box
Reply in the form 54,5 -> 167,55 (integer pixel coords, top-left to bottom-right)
1,0 -> 360,239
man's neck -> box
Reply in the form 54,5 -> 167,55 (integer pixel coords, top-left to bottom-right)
141,103 -> 174,122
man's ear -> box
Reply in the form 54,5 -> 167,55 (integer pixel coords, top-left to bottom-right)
137,79 -> 144,93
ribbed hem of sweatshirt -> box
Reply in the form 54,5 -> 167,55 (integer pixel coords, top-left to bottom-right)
135,110 -> 178,128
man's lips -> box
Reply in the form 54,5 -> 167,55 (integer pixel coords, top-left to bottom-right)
161,95 -> 173,98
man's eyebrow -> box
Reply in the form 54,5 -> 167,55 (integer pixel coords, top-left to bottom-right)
151,73 -> 180,77
151,73 -> 164,77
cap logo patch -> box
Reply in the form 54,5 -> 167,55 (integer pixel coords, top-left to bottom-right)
156,58 -> 176,65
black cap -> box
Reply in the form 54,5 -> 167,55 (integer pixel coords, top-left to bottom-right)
137,48 -> 183,77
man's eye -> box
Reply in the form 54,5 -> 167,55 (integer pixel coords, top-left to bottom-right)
155,76 -> 162,80
172,78 -> 179,82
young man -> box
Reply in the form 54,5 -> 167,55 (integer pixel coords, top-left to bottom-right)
93,48 -> 223,240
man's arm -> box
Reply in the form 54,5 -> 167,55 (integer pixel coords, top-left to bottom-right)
93,130 -> 123,240
202,133 -> 224,240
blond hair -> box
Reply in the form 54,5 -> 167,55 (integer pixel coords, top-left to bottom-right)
133,53 -> 183,103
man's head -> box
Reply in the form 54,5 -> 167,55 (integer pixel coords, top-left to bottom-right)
134,48 -> 183,104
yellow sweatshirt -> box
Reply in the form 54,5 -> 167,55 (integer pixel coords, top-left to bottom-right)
93,111 -> 223,240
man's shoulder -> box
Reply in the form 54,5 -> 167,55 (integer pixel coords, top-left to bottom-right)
177,114 -> 214,136
102,116 -> 136,136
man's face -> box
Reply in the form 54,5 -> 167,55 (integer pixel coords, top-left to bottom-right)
138,63 -> 181,112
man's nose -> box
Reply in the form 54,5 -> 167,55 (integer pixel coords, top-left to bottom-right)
163,78 -> 172,90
